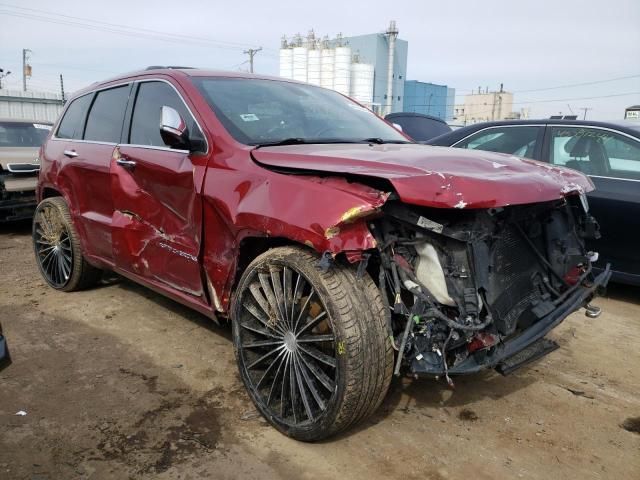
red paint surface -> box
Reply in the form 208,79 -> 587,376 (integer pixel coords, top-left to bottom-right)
38,69 -> 596,316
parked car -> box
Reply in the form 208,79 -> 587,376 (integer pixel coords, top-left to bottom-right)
384,112 -> 452,142
34,68 -> 609,440
0,322 -> 10,371
0,119 -> 51,221
427,119 -> 640,286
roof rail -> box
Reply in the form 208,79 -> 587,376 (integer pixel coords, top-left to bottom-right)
144,66 -> 195,70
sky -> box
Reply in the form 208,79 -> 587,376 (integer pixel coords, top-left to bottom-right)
1,0 -> 639,120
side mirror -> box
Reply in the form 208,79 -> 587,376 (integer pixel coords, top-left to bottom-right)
392,122 -> 403,132
160,106 -> 190,149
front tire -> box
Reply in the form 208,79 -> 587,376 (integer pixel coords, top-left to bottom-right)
232,246 -> 393,441
32,197 -> 102,291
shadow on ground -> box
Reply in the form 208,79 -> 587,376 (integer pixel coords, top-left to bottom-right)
0,305 -> 245,479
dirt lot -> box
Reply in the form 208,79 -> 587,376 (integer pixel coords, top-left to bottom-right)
0,220 -> 638,480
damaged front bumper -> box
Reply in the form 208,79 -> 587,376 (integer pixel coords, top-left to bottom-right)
0,174 -> 38,222
411,265 -> 611,376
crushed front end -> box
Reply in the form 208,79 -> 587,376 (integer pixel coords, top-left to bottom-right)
367,194 -> 610,382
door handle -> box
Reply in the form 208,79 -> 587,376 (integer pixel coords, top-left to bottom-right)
63,149 -> 78,158
116,158 -> 137,169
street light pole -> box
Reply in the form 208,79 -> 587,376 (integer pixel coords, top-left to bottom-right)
22,48 -> 32,91
0,68 -> 11,89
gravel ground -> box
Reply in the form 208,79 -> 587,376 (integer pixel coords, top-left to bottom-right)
1,220 -> 638,480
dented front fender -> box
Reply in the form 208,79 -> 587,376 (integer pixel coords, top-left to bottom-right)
200,160 -> 389,312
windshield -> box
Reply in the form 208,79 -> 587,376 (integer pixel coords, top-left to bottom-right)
193,77 -> 410,146
0,122 -> 51,147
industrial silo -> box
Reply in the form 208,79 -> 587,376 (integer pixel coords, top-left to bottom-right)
279,37 -> 293,79
307,44 -> 321,86
350,62 -> 374,106
292,46 -> 308,82
320,41 -> 334,89
333,46 -> 352,96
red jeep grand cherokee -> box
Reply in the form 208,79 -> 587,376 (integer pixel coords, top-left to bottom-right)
34,67 -> 609,441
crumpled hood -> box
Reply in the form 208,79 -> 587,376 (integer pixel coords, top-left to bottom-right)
251,143 -> 594,209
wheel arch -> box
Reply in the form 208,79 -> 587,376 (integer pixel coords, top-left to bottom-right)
41,186 -> 63,200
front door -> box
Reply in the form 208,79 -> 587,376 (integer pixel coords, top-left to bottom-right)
110,80 -> 208,298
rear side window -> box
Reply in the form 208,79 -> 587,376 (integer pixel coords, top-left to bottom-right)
84,85 -> 131,143
129,81 -> 204,150
56,94 -> 92,139
550,127 -> 640,179
455,126 -> 541,159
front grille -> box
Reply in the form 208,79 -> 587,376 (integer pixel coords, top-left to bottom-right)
7,163 -> 40,173
486,224 -> 545,335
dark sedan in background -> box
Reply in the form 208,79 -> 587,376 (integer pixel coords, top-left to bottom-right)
427,119 -> 640,285
0,322 -> 10,371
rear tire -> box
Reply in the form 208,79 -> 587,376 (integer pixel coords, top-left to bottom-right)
232,246 -> 393,441
32,197 -> 102,291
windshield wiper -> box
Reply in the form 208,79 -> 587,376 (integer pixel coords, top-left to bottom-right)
362,138 -> 413,144
253,137 -> 309,148
253,137 -> 413,148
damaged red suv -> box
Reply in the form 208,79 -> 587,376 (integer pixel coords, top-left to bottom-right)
34,68 -> 610,441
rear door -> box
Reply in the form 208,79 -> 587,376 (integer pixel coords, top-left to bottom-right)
544,125 -> 640,281
111,79 -> 208,298
50,85 -> 132,261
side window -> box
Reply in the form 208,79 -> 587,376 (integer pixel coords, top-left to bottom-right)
601,133 -> 640,179
84,85 -> 131,143
129,81 -> 204,150
56,94 -> 92,139
456,126 -> 540,159
550,127 -> 640,179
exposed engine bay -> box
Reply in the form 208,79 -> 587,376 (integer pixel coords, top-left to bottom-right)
363,194 -> 606,384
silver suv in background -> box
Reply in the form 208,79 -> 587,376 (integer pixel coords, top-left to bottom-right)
0,119 -> 51,221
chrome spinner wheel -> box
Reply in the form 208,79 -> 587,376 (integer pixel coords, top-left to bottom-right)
235,262 -> 337,427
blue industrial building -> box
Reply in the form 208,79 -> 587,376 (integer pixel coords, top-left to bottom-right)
337,32 -> 408,114
403,81 -> 456,121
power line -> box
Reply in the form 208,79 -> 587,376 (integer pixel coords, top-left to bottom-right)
0,3 -> 274,51
443,74 -> 640,95
0,6 -> 277,57
511,74 -> 640,93
399,91 -> 640,110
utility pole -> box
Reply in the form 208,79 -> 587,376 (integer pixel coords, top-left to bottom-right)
59,74 -> 66,103
243,47 -> 262,73
22,48 -> 32,91
579,107 -> 592,120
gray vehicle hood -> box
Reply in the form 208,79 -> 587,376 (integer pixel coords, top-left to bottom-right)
0,147 -> 40,170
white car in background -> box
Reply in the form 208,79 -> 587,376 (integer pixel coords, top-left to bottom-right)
0,119 -> 51,221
